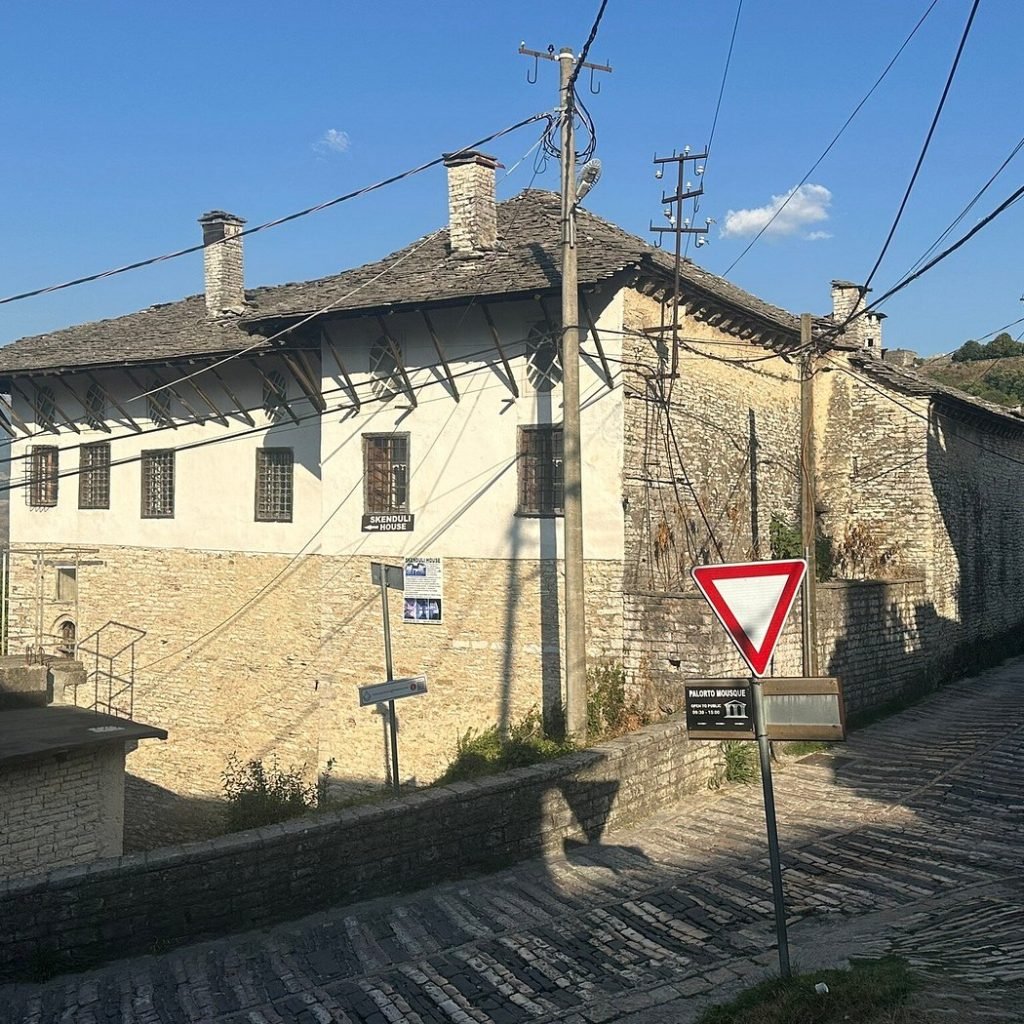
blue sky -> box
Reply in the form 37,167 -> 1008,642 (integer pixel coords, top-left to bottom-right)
2,0 -> 1021,356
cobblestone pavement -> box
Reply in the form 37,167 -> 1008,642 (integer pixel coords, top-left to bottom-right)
3,661 -> 1023,1024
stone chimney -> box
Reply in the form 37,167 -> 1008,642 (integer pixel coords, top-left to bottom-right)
443,151 -> 500,257
831,280 -> 869,350
198,210 -> 246,316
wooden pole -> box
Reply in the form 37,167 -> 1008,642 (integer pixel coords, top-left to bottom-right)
800,313 -> 819,677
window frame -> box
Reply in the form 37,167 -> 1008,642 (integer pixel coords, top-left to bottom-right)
254,447 -> 294,523
55,566 -> 78,603
29,445 -> 59,507
33,386 -> 57,432
140,448 -> 175,519
78,441 -> 111,510
362,433 -> 410,515
516,424 -> 564,518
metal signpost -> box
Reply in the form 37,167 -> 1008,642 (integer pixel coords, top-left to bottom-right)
688,559 -> 829,980
365,561 -> 427,793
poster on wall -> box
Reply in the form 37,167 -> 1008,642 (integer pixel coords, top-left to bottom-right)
403,557 -> 443,623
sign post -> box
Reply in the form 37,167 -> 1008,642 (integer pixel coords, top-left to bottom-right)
370,562 -> 405,793
690,558 -> 808,980
751,674 -> 791,977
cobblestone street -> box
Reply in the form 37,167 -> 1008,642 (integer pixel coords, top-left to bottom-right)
3,660 -> 1023,1024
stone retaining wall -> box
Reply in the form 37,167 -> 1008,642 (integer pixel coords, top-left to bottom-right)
0,714 -> 719,982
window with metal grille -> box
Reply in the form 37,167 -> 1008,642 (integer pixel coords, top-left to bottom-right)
147,386 -> 173,428
141,449 -> 174,518
526,326 -> 562,392
85,382 -> 106,429
262,370 -> 288,420
363,434 -> 409,513
517,425 -> 563,516
79,442 -> 111,509
369,337 -> 402,401
255,448 -> 293,522
34,386 -> 57,431
29,446 -> 59,507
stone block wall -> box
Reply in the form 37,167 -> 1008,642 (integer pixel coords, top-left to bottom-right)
0,715 -> 722,982
317,555 -> 623,789
5,544 -> 322,848
621,290 -> 801,597
0,744 -> 124,880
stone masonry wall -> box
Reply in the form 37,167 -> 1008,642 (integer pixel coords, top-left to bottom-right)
5,545 -> 322,849
318,556 -> 622,789
5,547 -> 623,847
0,744 -> 124,880
0,715 -> 721,981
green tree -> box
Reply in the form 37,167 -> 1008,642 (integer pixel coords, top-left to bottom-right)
985,332 -> 1024,358
951,339 -> 984,362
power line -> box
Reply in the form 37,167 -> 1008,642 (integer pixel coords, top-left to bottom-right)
722,0 -> 940,277
687,0 -> 744,260
568,0 -> 610,91
0,113 -> 552,308
862,0 -> 982,291
902,134 -> 1024,280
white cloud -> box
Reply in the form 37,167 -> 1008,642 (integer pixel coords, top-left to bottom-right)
314,129 -> 351,155
804,230 -> 833,241
721,183 -> 832,239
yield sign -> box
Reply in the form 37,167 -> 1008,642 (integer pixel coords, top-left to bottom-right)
691,559 -> 807,677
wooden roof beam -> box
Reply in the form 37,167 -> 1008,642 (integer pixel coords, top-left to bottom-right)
321,326 -> 360,411
479,304 -> 520,399
209,366 -> 255,427
248,358 -> 300,425
124,368 -> 178,429
420,311 -> 460,402
9,380 -> 60,435
85,371 -> 141,433
580,295 -> 614,388
0,393 -> 32,437
375,315 -> 418,408
281,349 -> 326,413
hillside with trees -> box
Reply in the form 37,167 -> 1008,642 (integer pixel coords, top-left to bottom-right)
919,332 -> 1024,408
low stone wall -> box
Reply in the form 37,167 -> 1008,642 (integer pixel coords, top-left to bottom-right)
0,715 -> 721,982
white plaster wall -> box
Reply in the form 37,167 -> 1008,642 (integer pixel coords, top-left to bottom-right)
318,289 -> 626,562
9,362 -> 322,555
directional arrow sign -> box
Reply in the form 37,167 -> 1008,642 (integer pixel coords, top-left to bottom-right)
691,559 -> 807,677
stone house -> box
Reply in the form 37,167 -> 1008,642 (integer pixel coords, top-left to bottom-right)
1,150 -> 1019,846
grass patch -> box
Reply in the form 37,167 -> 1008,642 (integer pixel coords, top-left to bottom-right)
434,707 -> 576,784
783,741 -> 832,758
722,740 -> 759,784
698,957 -> 922,1024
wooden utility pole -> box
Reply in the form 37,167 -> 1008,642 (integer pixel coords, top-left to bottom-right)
799,313 -> 819,677
519,44 -> 610,741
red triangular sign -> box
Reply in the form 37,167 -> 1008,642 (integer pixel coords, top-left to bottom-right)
691,559 -> 807,677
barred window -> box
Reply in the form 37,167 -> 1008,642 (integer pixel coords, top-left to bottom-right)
363,434 -> 409,514
79,442 -> 111,509
526,326 -> 562,392
85,382 -> 106,430
147,386 -> 173,428
34,386 -> 57,432
29,446 -> 58,507
141,449 -> 174,518
517,425 -> 563,517
369,337 -> 402,401
255,448 -> 293,522
262,370 -> 288,421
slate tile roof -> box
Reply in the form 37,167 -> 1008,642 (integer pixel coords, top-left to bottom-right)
853,356 -> 1024,431
0,189 -> 800,377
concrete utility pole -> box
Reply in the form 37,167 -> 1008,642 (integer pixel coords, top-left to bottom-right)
799,313 -> 819,677
558,47 -> 588,740
519,44 -> 611,741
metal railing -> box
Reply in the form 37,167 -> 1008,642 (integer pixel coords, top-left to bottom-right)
76,621 -> 146,719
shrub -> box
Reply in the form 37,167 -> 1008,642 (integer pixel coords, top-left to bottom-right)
587,661 -> 648,738
722,741 -> 759,785
222,753 -> 317,832
436,707 -> 576,785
